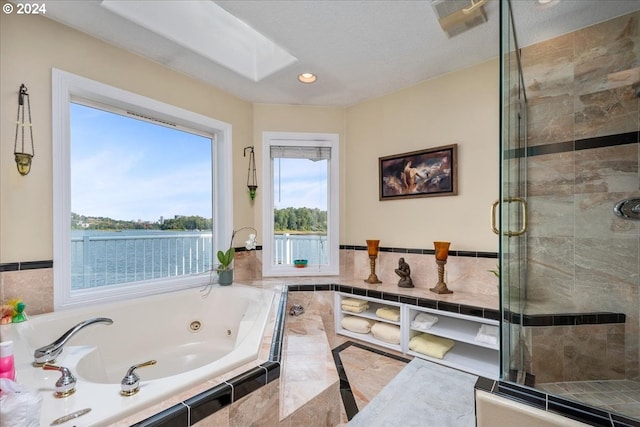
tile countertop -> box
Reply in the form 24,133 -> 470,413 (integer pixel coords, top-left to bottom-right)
241,275 -> 499,312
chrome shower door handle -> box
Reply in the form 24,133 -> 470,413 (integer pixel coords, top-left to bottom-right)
491,198 -> 527,237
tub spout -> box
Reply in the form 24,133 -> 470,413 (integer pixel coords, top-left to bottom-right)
33,317 -> 113,366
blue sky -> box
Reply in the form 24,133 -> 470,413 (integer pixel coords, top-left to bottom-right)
71,103 -> 212,222
273,158 -> 327,211
70,103 -> 327,222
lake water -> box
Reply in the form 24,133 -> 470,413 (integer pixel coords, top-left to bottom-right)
71,230 -> 327,289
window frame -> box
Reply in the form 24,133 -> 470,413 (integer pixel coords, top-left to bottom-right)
261,131 -> 340,277
52,69 -> 233,310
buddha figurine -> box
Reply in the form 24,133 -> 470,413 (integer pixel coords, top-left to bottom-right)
395,257 -> 414,288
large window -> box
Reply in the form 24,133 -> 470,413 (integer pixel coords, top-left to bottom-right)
53,69 -> 233,310
261,132 -> 339,276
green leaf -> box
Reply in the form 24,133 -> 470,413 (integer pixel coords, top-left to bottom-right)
217,247 -> 235,268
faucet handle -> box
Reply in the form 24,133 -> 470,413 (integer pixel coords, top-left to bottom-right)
120,360 -> 157,396
43,364 -> 77,398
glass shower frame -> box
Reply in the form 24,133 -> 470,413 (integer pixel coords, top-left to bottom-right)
499,0 -> 530,384
499,1 -> 640,421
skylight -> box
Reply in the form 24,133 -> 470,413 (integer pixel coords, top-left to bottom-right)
101,0 -> 298,82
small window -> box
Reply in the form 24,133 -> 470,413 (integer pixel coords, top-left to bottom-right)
261,132 -> 339,276
53,69 -> 233,310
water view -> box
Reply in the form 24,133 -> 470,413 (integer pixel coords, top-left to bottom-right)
71,230 -> 327,289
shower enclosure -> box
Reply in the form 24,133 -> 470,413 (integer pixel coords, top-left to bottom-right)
500,0 -> 640,419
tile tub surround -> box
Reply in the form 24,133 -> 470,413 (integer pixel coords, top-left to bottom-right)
279,294 -> 341,426
0,246 -> 499,318
2,270 -> 634,426
113,286 -> 287,427
128,285 -> 344,427
0,264 -> 53,315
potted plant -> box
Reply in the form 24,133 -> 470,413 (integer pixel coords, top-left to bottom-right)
215,227 -> 257,286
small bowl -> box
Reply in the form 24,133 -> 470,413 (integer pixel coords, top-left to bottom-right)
293,259 -> 308,268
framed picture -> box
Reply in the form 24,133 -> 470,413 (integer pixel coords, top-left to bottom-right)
379,144 -> 458,200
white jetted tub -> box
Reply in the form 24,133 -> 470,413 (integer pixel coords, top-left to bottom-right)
2,284 -> 275,426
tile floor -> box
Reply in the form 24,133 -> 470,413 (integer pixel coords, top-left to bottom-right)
538,380 -> 640,420
333,341 -> 410,422
330,342 -> 640,425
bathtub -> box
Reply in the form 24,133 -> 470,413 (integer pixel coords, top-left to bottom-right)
2,284 -> 275,426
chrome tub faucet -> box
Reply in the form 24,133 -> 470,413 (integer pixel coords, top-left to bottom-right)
33,317 -> 113,366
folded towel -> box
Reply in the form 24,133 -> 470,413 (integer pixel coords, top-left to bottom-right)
342,304 -> 369,313
376,307 -> 400,322
371,322 -> 401,344
409,333 -> 455,359
341,316 -> 375,334
341,298 -> 369,308
475,324 -> 499,346
411,312 -> 439,330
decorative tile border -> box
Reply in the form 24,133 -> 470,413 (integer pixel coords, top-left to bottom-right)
474,378 -> 640,427
329,283 -> 501,322
0,260 -> 53,271
332,341 -> 410,421
505,131 -> 638,159
505,310 -> 626,327
0,245 -> 496,273
340,245 -> 498,259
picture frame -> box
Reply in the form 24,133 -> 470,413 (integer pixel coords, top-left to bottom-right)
379,144 -> 458,200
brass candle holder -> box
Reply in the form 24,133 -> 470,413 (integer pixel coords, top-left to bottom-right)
364,239 -> 382,284
430,241 -> 453,294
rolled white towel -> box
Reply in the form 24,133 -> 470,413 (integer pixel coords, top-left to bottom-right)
475,324 -> 499,346
411,312 -> 439,330
371,322 -> 401,344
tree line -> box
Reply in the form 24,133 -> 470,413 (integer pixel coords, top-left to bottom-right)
72,207 -> 327,233
71,212 -> 212,231
274,207 -> 327,233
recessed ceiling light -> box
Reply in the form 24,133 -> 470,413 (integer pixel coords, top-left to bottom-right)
298,73 -> 317,84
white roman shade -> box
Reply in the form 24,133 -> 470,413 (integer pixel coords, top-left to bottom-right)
270,145 -> 331,161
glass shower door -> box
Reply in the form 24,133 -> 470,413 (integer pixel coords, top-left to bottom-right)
498,0 -> 529,383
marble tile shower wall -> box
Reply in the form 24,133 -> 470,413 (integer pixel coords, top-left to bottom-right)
519,11 -> 640,382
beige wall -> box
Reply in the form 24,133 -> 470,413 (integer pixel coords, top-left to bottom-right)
1,4 -> 499,265
0,6 -> 253,263
251,104 -> 347,240
345,59 -> 499,252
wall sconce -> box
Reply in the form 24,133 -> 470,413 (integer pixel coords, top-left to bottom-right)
14,84 -> 35,176
244,146 -> 257,200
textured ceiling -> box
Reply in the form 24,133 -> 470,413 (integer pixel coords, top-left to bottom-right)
25,0 -> 640,106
